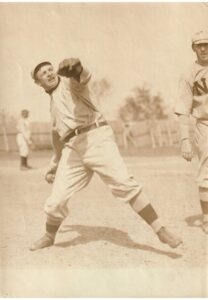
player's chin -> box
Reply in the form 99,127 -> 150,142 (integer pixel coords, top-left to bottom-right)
200,55 -> 208,62
46,80 -> 57,89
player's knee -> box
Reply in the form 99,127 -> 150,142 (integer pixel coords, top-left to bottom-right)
111,177 -> 143,203
44,197 -> 69,220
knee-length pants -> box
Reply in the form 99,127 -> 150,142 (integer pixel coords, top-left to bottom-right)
45,125 -> 143,224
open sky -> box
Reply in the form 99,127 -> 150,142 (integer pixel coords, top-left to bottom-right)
0,2 -> 207,121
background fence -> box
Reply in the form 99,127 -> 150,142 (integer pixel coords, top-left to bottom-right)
0,118 -> 194,152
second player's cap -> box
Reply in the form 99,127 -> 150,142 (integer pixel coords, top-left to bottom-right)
192,30 -> 208,45
31,61 -> 52,80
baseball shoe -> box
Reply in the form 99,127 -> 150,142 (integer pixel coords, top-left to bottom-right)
20,165 -> 33,170
29,234 -> 54,251
157,227 -> 182,248
202,222 -> 208,234
20,166 -> 30,171
26,165 -> 33,169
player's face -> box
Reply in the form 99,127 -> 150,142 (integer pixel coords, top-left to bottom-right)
22,112 -> 29,118
36,64 -> 59,91
193,43 -> 208,65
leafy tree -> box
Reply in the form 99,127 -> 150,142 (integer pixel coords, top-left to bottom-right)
119,96 -> 137,122
152,94 -> 168,119
119,84 -> 167,122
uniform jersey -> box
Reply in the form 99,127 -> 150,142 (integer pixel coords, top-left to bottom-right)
17,117 -> 31,142
49,69 -> 105,141
175,61 -> 208,189
175,62 -> 208,124
16,117 -> 31,157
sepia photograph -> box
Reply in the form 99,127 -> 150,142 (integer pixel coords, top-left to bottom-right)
0,2 -> 208,297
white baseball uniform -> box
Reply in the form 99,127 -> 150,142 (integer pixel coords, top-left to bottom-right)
175,62 -> 208,194
16,116 -> 31,157
44,69 -> 145,225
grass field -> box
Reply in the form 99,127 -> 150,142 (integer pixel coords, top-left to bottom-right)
0,149 -> 207,297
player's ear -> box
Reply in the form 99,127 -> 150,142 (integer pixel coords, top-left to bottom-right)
34,78 -> 42,87
192,43 -> 196,52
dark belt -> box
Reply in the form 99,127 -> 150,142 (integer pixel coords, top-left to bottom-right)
64,121 -> 108,142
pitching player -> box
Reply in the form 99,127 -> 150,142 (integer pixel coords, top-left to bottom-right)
175,30 -> 208,234
29,58 -> 182,251
16,109 -> 33,170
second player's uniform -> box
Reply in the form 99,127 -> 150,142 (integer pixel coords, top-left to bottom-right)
175,62 -> 208,197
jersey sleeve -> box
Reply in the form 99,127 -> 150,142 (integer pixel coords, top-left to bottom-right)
70,68 -> 91,87
175,73 -> 193,116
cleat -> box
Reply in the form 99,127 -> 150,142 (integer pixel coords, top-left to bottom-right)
29,234 -> 54,251
26,165 -> 33,169
157,227 -> 182,249
20,166 -> 33,171
202,222 -> 208,234
20,166 -> 30,171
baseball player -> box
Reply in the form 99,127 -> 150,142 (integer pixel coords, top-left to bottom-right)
29,58 -> 182,251
16,109 -> 33,170
175,30 -> 208,234
122,121 -> 138,149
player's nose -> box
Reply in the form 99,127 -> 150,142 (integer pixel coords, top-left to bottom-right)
200,45 -> 206,51
46,70 -> 53,77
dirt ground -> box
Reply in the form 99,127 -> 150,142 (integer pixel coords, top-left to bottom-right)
0,149 -> 207,297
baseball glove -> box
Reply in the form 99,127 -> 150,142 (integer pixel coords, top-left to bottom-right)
45,162 -> 58,184
57,58 -> 83,78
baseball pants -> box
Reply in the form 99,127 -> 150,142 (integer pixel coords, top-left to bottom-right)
194,121 -> 208,202
45,125 -> 144,224
16,133 -> 29,157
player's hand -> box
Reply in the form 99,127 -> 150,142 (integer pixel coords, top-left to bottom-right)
28,140 -> 36,150
181,139 -> 194,161
45,173 -> 56,184
57,58 -> 83,78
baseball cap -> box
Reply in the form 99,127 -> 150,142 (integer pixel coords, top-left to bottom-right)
31,61 -> 52,80
192,30 -> 208,45
21,109 -> 29,117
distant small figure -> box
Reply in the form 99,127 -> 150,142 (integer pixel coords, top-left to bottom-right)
16,109 -> 33,170
122,121 -> 137,149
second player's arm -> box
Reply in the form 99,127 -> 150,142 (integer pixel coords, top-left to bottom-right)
177,114 -> 194,162
175,71 -> 194,162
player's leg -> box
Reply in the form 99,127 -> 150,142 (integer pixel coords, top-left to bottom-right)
199,187 -> 208,233
24,151 -> 32,169
29,145 -> 93,250
87,125 -> 182,248
16,133 -> 29,170
194,122 -> 208,233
